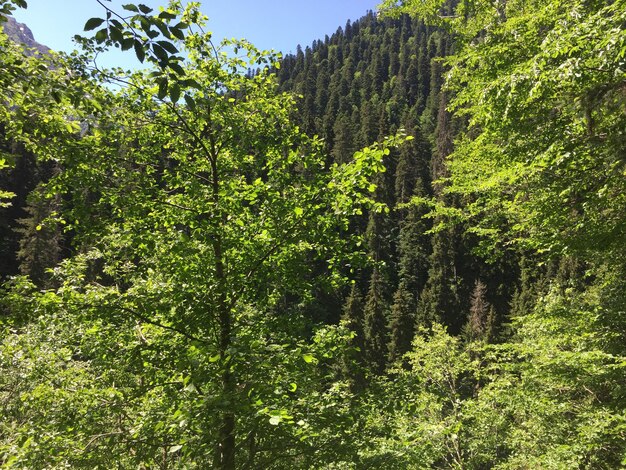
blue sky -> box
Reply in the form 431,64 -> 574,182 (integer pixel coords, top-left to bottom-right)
13,0 -> 380,69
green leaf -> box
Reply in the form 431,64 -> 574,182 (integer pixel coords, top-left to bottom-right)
302,354 -> 315,364
170,26 -> 185,40
137,3 -> 152,14
152,43 -> 168,62
84,17 -> 105,31
158,11 -> 177,20
168,62 -> 185,75
182,79 -> 201,90
153,19 -> 172,39
134,39 -> 145,63
156,40 -> 178,54
169,83 -> 181,103
122,4 -> 139,12
94,28 -> 108,42
121,38 -> 134,51
168,444 -> 182,453
157,79 -> 168,100
109,26 -> 123,43
184,94 -> 196,111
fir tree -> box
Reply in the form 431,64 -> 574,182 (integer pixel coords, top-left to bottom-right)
416,226 -> 463,333
389,180 -> 430,360
364,267 -> 390,374
388,281 -> 416,363
340,283 -> 366,389
464,279 -> 495,342
332,114 -> 356,164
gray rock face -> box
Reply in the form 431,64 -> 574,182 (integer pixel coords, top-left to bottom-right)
1,16 -> 50,55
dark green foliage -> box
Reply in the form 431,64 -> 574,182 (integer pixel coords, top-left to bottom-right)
363,268 -> 390,374
509,254 -> 546,319
340,283 -> 367,388
388,180 -> 430,360
415,226 -> 464,332
276,11 -> 443,158
0,140 -> 38,279
275,13 -> 501,346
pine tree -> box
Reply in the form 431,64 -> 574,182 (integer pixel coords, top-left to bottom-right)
464,279 -> 495,342
416,226 -> 464,332
388,282 -> 416,362
364,267 -> 390,374
388,180 -> 430,361
394,121 -> 430,204
509,254 -> 547,319
332,114 -> 356,164
340,283 -> 366,389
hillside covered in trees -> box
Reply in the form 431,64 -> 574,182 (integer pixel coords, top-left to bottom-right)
1,0 -> 625,468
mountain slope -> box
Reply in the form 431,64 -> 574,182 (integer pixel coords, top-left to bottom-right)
1,16 -> 49,55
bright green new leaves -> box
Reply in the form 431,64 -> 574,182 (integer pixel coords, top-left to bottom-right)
381,0 -> 626,259
351,275 -> 626,468
0,2 -> 402,467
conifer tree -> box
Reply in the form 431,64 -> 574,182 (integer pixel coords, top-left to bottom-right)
416,87 -> 468,332
509,254 -> 548,319
463,279 -> 495,342
415,228 -> 458,330
0,140 -> 38,278
332,114 -> 356,164
364,267 -> 390,374
340,283 -> 366,388
389,180 -> 430,360
388,277 -> 415,362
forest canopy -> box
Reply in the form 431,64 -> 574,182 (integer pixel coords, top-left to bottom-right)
1,0 -> 625,468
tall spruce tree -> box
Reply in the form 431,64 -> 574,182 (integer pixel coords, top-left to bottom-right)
363,267 -> 390,374
340,283 -> 366,388
388,179 -> 430,360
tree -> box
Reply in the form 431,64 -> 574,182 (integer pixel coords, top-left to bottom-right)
388,180 -> 430,361
380,0 -> 626,259
363,267 -> 390,374
463,279 -> 494,342
0,2 -> 406,467
339,283 -> 367,389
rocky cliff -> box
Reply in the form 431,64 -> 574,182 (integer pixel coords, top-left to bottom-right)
1,16 -> 49,55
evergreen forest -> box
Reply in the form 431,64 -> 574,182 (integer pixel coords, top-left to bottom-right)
1,0 -> 625,468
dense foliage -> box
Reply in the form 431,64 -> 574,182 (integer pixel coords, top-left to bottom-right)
1,0 -> 625,468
